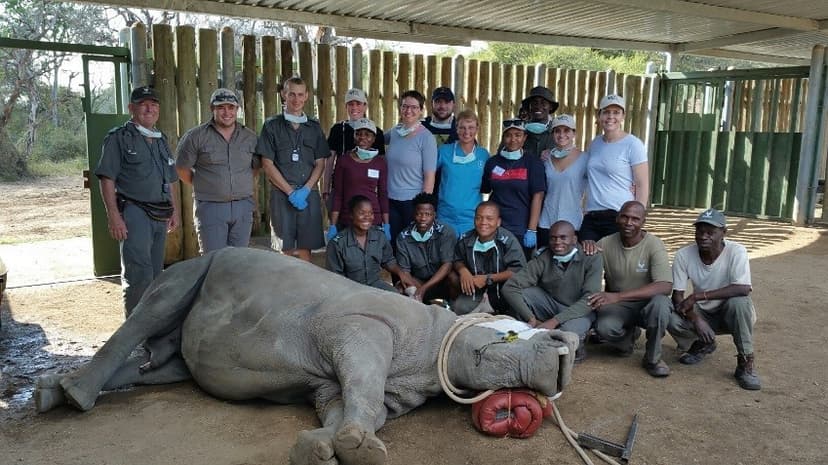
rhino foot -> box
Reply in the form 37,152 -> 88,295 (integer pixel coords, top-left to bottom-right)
34,374 -> 66,412
333,423 -> 387,465
59,374 -> 97,411
289,429 -> 338,465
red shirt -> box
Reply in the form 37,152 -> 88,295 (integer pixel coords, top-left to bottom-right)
332,152 -> 389,227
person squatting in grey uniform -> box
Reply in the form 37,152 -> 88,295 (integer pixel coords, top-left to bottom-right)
95,86 -> 180,317
176,88 -> 259,253
256,76 -> 329,262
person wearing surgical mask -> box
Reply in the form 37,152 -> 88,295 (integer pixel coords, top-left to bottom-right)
384,90 -> 438,250
521,86 -> 559,156
435,109 -> 489,236
481,118 -> 546,258
422,86 -> 458,146
537,114 -> 588,246
327,118 -> 389,240
395,192 -> 457,303
450,201 -> 526,315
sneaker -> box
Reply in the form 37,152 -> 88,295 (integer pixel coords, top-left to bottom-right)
642,359 -> 671,377
678,340 -> 717,365
734,354 -> 762,390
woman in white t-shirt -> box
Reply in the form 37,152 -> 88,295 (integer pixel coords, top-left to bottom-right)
580,94 -> 649,242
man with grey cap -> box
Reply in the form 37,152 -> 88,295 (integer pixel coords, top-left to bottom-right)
323,88 -> 385,204
422,86 -> 458,146
521,86 -> 559,156
176,88 -> 259,253
668,208 -> 761,390
95,86 -> 180,317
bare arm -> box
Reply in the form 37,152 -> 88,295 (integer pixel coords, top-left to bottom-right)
632,162 -> 650,206
167,182 -> 180,232
305,158 -> 326,190
321,152 -> 337,196
422,171 -> 436,194
100,177 -> 127,241
261,158 -> 294,195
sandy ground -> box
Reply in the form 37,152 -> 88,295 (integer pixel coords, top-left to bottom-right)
1,176 -> 827,465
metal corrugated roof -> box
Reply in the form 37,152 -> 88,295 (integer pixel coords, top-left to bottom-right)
76,0 -> 828,64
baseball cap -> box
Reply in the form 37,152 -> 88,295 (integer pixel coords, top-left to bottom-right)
210,88 -> 240,107
130,86 -> 159,104
501,118 -> 526,133
522,86 -> 559,113
694,208 -> 727,228
432,86 -> 455,102
351,117 -> 377,134
599,94 -> 626,111
551,114 -> 577,130
345,88 -> 367,104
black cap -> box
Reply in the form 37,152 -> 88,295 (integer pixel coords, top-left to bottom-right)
694,208 -> 727,228
522,86 -> 559,113
431,86 -> 455,102
130,86 -> 159,104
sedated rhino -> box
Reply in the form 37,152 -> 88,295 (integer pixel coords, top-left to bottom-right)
35,248 -> 577,465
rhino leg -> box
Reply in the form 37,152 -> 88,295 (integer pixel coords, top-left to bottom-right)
289,398 -> 345,465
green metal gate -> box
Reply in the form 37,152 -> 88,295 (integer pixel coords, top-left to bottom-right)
652,66 -> 810,220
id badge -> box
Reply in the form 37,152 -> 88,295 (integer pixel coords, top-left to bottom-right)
291,149 -> 300,162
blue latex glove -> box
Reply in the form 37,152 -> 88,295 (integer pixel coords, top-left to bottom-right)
288,189 -> 308,210
523,229 -> 537,248
326,224 -> 338,241
382,223 -> 392,241
293,186 -> 310,203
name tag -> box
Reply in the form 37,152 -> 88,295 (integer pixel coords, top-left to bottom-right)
492,166 -> 506,176
367,169 -> 380,179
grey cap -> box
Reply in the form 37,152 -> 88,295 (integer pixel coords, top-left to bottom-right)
551,114 -> 577,130
599,94 -> 626,111
345,88 -> 368,104
210,88 -> 240,107
694,208 -> 727,228
351,117 -> 377,134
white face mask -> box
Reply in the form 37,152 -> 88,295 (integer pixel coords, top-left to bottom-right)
396,124 -> 417,137
549,145 -> 575,159
553,247 -> 578,263
452,143 -> 476,164
473,238 -> 496,252
284,112 -> 308,124
356,147 -> 379,160
525,122 -> 549,134
130,121 -> 162,139
500,148 -> 523,160
429,117 -> 453,129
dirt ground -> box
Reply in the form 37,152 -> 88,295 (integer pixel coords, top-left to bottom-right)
1,176 -> 827,465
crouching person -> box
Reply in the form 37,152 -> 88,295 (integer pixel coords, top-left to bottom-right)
396,193 -> 456,302
668,209 -> 760,390
451,201 -> 526,315
502,220 -> 602,363
327,195 -> 418,293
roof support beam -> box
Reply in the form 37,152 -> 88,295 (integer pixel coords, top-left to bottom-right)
676,28 -> 803,52
593,0 -> 820,31
687,48 -> 810,66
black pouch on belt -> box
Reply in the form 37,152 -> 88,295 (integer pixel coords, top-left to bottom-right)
117,193 -> 174,221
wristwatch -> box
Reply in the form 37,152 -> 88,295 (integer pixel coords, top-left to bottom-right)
485,274 -> 493,286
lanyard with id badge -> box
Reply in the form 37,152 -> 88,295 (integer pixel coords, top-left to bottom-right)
290,127 -> 304,163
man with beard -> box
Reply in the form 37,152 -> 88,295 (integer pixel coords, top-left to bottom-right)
422,86 -> 458,146
582,201 -> 673,377
668,209 -> 761,390
176,88 -> 259,253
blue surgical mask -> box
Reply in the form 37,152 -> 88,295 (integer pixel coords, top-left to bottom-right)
395,124 -> 418,137
411,228 -> 433,242
356,147 -> 379,160
525,122 -> 549,134
549,145 -> 575,159
284,112 -> 308,124
553,248 -> 578,263
500,148 -> 523,160
452,143 -> 476,164
473,238 -> 496,252
130,121 -> 162,139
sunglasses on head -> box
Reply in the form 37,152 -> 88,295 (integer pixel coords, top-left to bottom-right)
502,119 -> 525,128
213,95 -> 238,104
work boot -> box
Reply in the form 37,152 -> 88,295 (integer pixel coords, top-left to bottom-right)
642,359 -> 670,378
734,354 -> 762,390
611,327 -> 641,357
574,336 -> 587,364
678,339 -> 717,365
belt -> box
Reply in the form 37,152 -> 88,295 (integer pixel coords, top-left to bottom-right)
586,209 -> 618,217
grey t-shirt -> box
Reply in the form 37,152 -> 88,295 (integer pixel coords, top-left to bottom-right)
384,126 -> 438,201
585,134 -> 647,212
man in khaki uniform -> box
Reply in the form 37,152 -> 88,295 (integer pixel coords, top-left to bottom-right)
583,201 -> 673,377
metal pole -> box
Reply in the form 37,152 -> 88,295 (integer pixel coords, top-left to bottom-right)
130,23 -> 148,88
793,44 -> 826,225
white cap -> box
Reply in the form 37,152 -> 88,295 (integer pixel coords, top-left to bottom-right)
551,114 -> 577,130
599,94 -> 626,111
351,117 -> 377,134
345,88 -> 367,104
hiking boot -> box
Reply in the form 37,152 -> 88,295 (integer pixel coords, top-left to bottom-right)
642,359 -> 671,377
678,340 -> 717,365
734,354 -> 762,390
612,327 -> 642,357
574,337 -> 588,364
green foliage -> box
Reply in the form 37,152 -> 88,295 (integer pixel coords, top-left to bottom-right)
27,154 -> 86,178
470,43 -> 661,74
30,125 -> 86,162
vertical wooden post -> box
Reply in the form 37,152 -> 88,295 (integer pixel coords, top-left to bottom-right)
440,56 -> 452,87
503,64 -> 515,120
466,59 -> 478,115
261,36 -> 279,118
175,25 -> 199,259
624,75 -> 638,135
153,24 -> 182,263
453,55 -> 465,110
584,70 -> 598,148
414,54 -> 425,94
368,50 -> 382,126
220,27 -> 234,90
130,23 -> 149,88
515,65 -> 525,107
426,55 -> 438,102
298,42 -> 314,115
398,53 -> 411,95
478,61 -> 491,153
335,46 -> 349,122
575,70 -> 588,146
242,34 -> 262,235
351,44 -> 363,90
280,39 -> 294,79
490,63 -> 503,153
526,65 -> 536,93
317,44 -> 334,131
382,51 -> 396,130
197,28 -> 218,124
547,68 -> 559,102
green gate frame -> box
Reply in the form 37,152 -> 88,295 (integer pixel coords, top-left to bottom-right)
0,37 -> 131,276
652,66 -> 810,221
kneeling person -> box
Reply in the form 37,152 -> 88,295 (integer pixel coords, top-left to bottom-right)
396,193 -> 456,302
452,201 -> 526,315
668,209 -> 760,390
583,201 -> 673,377
327,195 -> 417,292
502,220 -> 602,362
